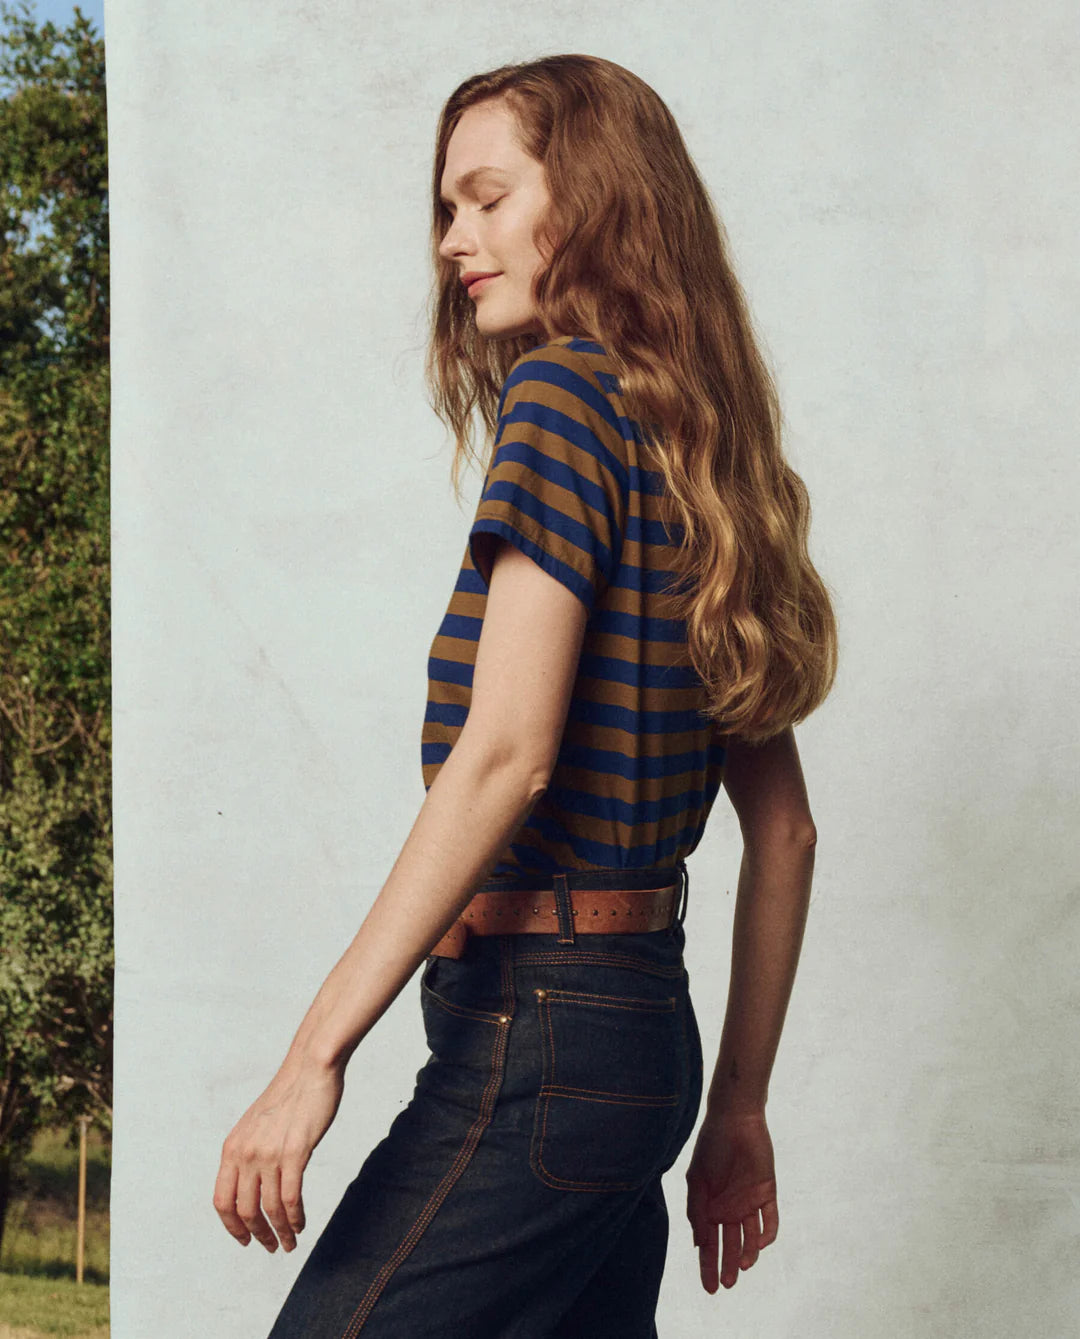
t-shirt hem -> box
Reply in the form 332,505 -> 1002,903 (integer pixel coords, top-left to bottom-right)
468,514 -> 598,612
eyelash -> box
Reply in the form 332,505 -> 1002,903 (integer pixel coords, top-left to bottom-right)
443,197 -> 503,225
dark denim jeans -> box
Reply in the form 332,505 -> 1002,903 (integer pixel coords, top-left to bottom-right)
266,863 -> 703,1339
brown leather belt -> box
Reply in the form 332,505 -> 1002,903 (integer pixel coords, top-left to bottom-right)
429,878 -> 682,959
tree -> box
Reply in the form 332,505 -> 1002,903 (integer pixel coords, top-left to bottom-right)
0,0 -> 109,1256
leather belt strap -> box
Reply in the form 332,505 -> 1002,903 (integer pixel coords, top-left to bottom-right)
429,881 -> 681,960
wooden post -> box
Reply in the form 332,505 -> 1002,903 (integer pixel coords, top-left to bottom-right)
76,1117 -> 89,1285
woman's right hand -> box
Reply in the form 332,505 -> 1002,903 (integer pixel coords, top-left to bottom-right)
213,1054 -> 345,1253
684,1108 -> 779,1293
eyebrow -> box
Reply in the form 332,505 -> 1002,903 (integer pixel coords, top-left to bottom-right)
439,166 -> 510,208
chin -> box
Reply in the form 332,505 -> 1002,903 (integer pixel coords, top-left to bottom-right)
479,306 -> 546,340
476,313 -> 539,342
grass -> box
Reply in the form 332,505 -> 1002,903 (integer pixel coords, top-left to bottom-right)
0,1275 -> 108,1337
0,1126 -> 110,1338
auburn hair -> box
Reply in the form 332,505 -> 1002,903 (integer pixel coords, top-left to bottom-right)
424,53 -> 837,742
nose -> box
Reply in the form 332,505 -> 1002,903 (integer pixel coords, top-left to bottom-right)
438,213 -> 475,262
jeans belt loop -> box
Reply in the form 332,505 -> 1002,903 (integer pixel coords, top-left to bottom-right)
552,872 -> 576,945
675,860 -> 689,926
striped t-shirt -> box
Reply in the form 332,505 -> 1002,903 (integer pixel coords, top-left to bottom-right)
422,335 -> 728,875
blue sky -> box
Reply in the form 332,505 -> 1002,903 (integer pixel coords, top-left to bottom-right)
13,0 -> 105,37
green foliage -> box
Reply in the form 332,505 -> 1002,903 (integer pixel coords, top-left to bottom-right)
0,0 -> 111,1220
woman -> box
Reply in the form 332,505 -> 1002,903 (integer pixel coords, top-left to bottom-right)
214,53 -> 836,1337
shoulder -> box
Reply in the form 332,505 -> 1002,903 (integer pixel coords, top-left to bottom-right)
506,335 -> 612,385
501,337 -> 623,437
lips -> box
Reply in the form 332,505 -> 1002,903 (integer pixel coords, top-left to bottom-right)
462,272 -> 500,297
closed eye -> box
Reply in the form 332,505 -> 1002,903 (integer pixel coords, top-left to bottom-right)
480,197 -> 503,213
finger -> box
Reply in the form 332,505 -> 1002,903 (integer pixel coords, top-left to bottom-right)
761,1197 -> 779,1247
740,1210 -> 760,1269
236,1165 -> 278,1253
696,1219 -> 720,1294
686,1176 -> 716,1293
212,1159 -> 251,1246
280,1157 -> 307,1238
708,1176 -> 777,1224
720,1220 -> 742,1289
260,1164 -> 297,1253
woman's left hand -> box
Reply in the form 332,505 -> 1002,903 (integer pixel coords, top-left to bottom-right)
213,1056 -> 345,1253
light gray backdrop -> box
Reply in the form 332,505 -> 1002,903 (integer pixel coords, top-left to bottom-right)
106,1 -> 1080,1334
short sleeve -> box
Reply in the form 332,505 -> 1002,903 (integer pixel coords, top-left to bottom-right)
468,344 -> 630,613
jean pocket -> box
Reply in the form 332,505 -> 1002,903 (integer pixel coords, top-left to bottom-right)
529,986 -> 682,1192
421,954 -> 508,1022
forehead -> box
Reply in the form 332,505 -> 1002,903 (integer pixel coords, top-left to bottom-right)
440,101 -> 532,195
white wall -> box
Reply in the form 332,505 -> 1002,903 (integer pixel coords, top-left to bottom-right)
106,1 -> 1080,1334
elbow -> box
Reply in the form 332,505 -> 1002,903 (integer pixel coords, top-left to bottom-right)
743,816 -> 817,853
456,728 -> 553,802
524,766 -> 552,809
509,764 -> 551,824
773,820 -> 817,850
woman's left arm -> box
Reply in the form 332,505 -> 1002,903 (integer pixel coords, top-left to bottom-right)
212,538 -> 588,1254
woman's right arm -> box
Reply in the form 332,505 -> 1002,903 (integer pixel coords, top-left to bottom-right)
685,727 -> 817,1294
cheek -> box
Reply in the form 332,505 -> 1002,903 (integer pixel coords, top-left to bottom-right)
495,213 -> 542,268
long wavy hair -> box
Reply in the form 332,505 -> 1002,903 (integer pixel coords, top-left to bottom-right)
424,54 -> 837,742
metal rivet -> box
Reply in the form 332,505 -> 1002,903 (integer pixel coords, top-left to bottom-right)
498,1014 -> 510,1024
535,988 -> 547,999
